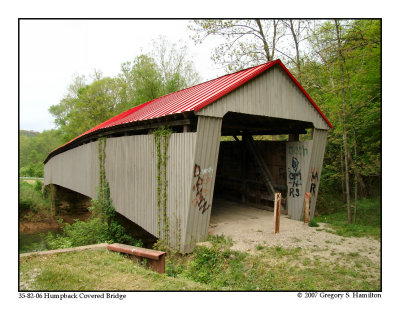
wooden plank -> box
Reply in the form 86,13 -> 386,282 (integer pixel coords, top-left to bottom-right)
273,192 -> 282,233
108,243 -> 166,274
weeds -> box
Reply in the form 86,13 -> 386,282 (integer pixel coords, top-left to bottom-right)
314,196 -> 381,239
20,233 -> 381,291
309,219 -> 319,227
19,180 -> 50,218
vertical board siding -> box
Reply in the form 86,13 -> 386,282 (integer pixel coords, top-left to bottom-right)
44,133 -> 196,249
286,140 -> 313,220
166,133 -> 197,248
104,133 -> 196,241
44,141 -> 99,198
183,116 -> 222,252
197,66 -> 329,130
305,129 -> 328,219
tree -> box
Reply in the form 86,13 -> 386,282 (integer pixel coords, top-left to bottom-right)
50,76 -> 123,142
150,36 -> 200,92
302,20 -> 381,217
189,19 -> 288,72
334,19 -> 352,223
189,19 -> 316,73
128,54 -> 164,106
50,39 -> 201,143
19,129 -> 64,177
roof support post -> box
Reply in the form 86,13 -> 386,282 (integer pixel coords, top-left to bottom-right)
182,116 -> 222,253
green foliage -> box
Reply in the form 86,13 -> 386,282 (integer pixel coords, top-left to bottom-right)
308,219 -> 319,227
33,180 -> 43,192
19,129 -> 63,177
315,196 -> 380,239
153,127 -> 172,242
150,36 -> 200,91
95,138 -> 142,246
302,20 -> 381,199
49,39 -> 199,144
19,181 -> 50,216
43,218 -> 108,250
42,138 -> 142,251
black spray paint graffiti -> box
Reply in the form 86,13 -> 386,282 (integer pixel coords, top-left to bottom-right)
309,168 -> 319,196
288,156 -> 301,197
192,164 -> 213,214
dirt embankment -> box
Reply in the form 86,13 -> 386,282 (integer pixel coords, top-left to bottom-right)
19,213 -> 91,234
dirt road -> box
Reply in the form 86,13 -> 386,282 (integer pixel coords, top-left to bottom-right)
208,199 -> 380,265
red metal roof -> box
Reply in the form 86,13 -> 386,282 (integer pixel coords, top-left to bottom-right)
48,60 -> 332,159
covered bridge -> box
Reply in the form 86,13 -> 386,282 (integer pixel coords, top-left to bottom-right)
44,59 -> 332,252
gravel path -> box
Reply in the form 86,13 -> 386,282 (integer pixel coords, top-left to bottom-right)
208,199 -> 380,265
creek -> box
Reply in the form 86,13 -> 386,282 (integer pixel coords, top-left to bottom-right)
19,228 -> 63,253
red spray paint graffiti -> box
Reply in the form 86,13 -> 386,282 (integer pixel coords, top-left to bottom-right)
191,164 -> 213,214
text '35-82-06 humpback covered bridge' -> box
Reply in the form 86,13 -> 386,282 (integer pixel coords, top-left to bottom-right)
44,59 -> 332,252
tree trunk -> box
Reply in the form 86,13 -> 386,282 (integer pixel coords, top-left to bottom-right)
255,19 -> 272,61
289,19 -> 302,83
335,19 -> 352,223
340,144 -> 346,202
348,152 -> 367,196
353,129 -> 358,224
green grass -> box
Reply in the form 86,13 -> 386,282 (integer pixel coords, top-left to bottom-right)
314,196 -> 381,239
19,235 -> 380,291
19,249 -> 207,291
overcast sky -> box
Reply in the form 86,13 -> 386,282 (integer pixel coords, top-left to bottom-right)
20,19 -> 226,132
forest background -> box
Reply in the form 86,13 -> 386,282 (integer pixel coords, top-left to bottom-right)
19,19 -> 381,223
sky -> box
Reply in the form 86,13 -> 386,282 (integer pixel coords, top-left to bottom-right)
20,19 -> 226,132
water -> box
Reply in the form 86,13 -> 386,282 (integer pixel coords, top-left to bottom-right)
19,228 -> 63,253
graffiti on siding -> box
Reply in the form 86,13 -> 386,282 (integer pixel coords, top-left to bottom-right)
309,168 -> 319,196
288,156 -> 301,197
288,145 -> 308,157
192,164 -> 213,214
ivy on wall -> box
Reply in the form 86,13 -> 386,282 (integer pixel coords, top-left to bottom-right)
93,137 -> 136,244
153,127 -> 172,244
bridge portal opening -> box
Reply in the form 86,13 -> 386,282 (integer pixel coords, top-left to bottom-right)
210,112 -> 313,227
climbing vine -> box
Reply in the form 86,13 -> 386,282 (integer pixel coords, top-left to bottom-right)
153,127 -> 172,244
93,137 -> 137,245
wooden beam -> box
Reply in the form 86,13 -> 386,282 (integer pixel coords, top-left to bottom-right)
183,124 -> 190,132
221,129 -> 307,136
242,134 -> 276,195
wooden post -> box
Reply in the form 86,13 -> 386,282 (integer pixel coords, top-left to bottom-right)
304,192 -> 311,224
273,192 -> 282,233
50,184 -> 56,216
